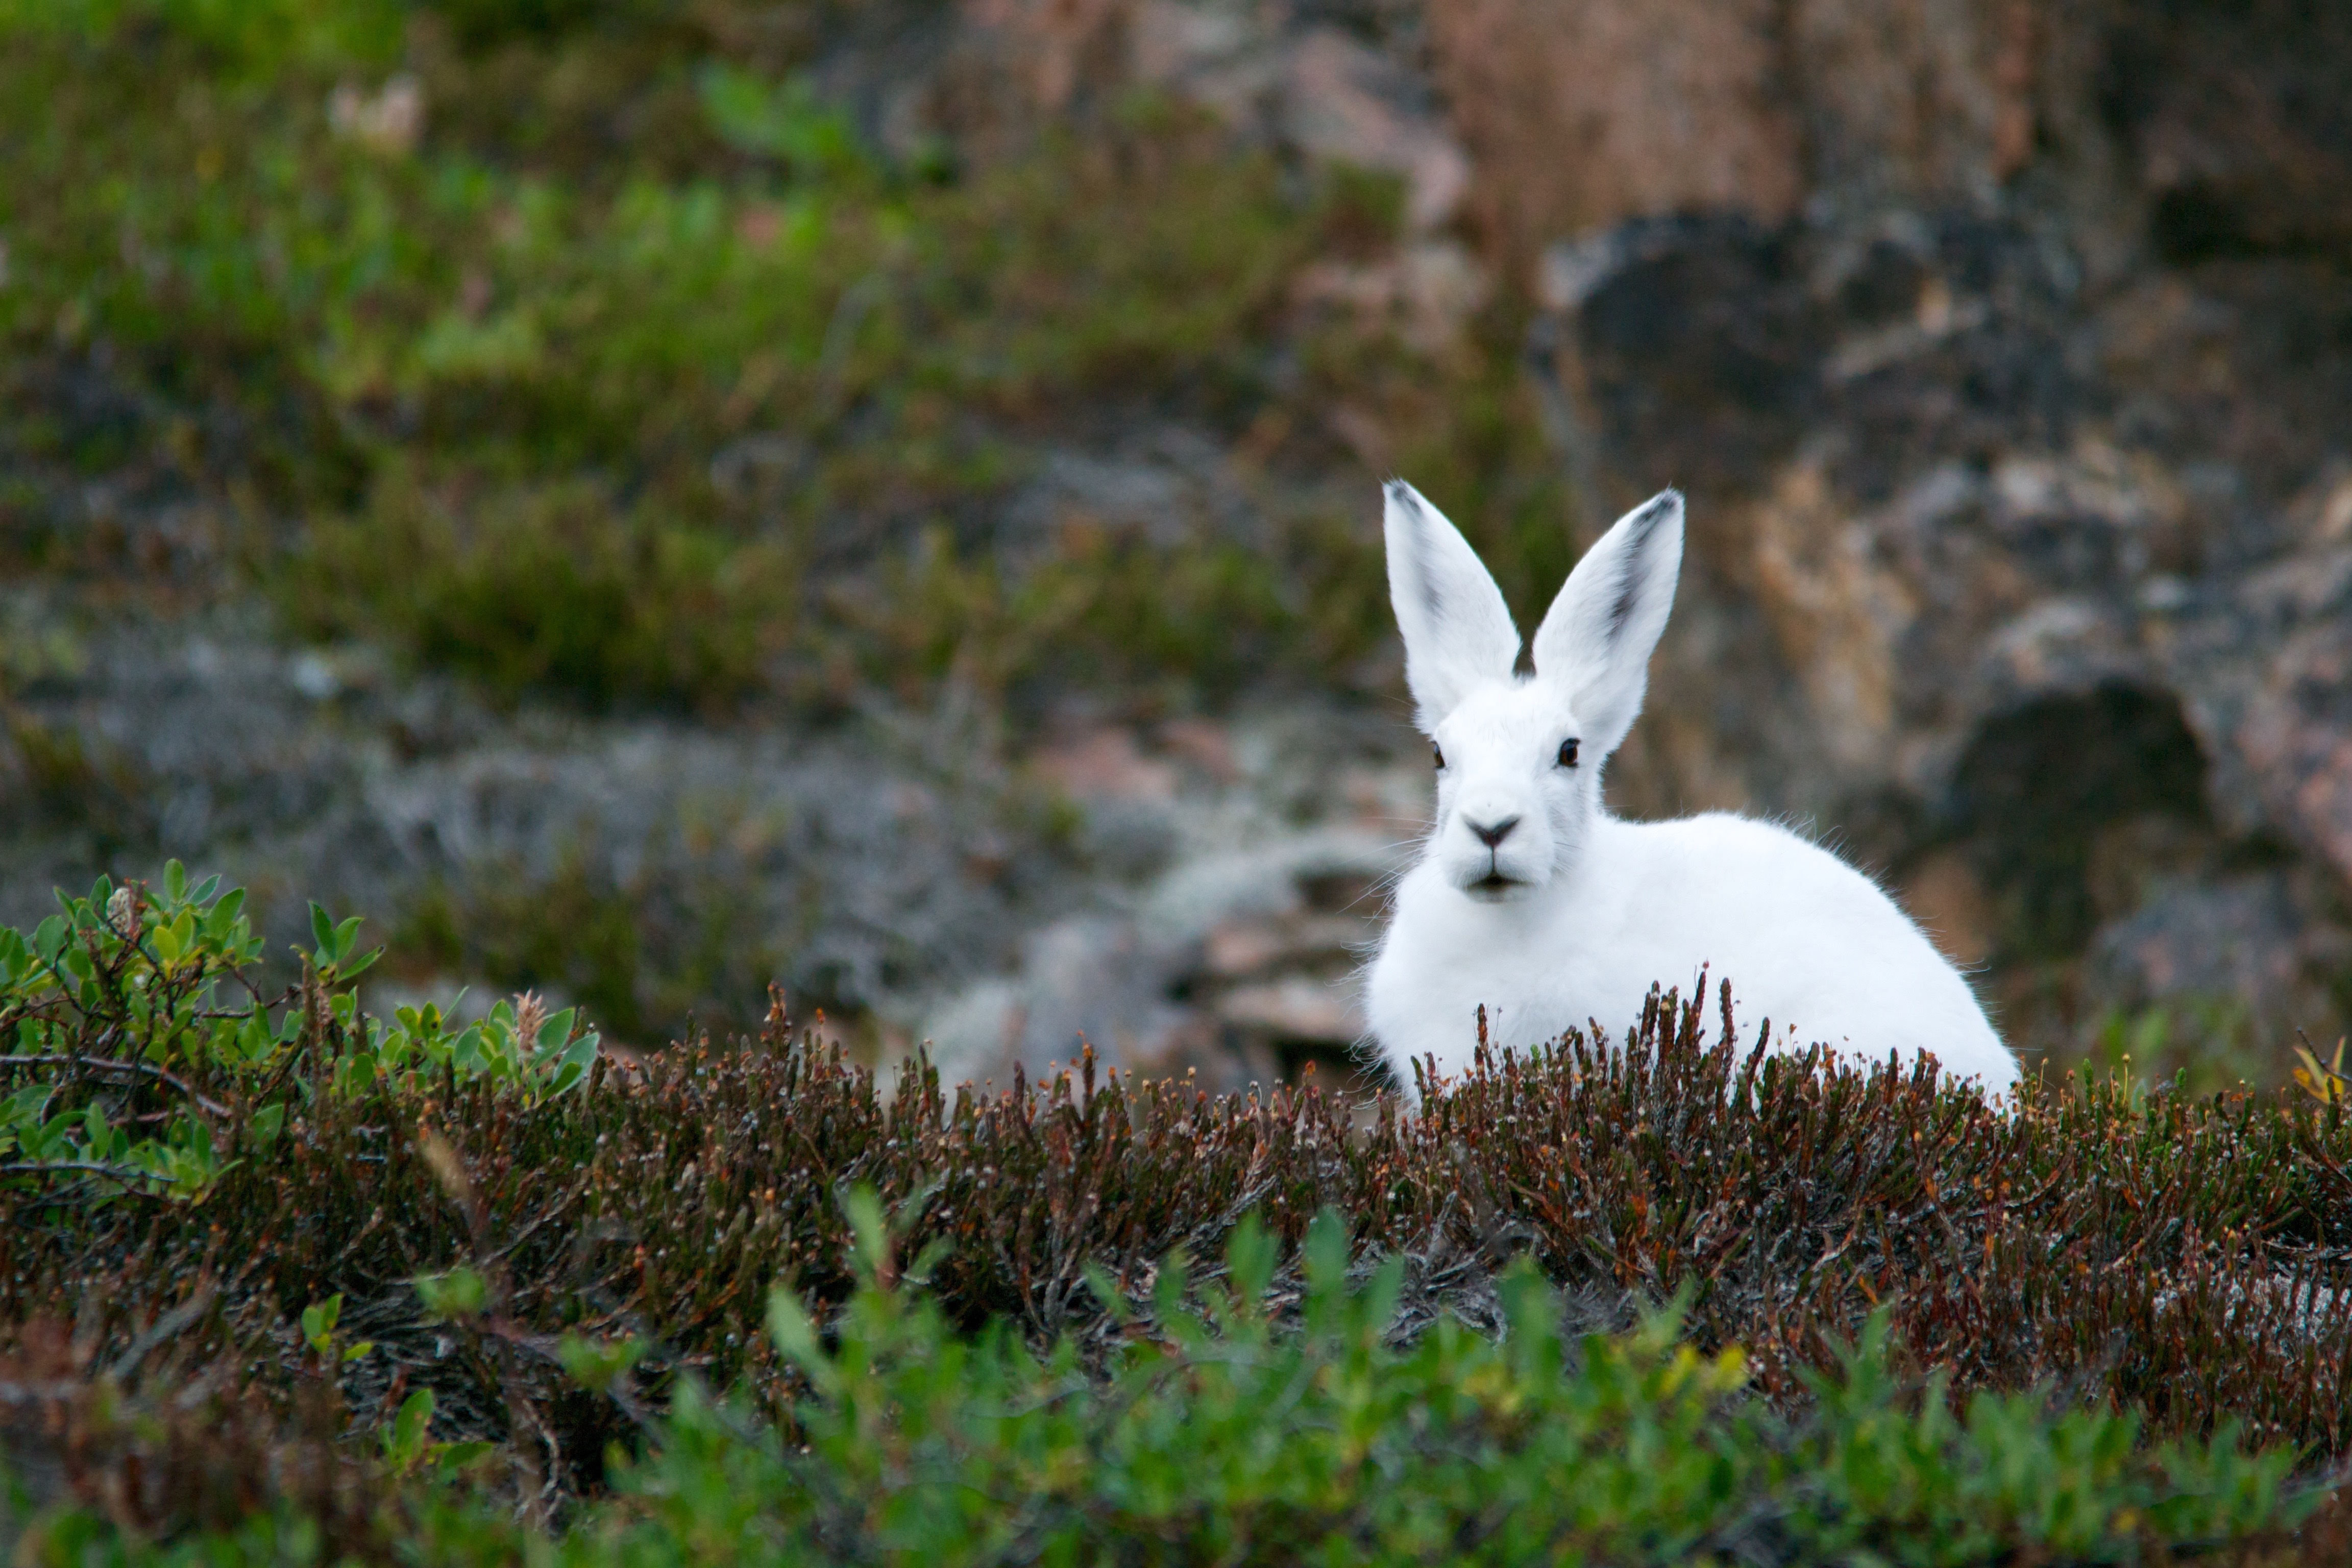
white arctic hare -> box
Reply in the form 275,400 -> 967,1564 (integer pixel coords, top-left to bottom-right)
1363,480 -> 2019,1097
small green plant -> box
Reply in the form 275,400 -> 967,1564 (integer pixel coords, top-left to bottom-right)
413,1265 -> 489,1325
697,62 -> 868,182
555,1331 -> 647,1394
0,862 -> 599,1202
299,1292 -> 375,1368
380,1388 -> 495,1482
511,1199 -> 2308,1564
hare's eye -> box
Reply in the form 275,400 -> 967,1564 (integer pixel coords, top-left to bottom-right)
1557,738 -> 1580,768
1431,743 -> 1446,770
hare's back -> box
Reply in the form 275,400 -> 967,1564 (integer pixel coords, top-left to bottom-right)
1611,812 -> 2012,1083
1625,813 -> 1920,936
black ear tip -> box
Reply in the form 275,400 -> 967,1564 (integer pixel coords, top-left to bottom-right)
1622,488 -> 1684,538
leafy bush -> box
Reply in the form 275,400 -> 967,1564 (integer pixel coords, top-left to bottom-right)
7,1200 -> 2336,1565
647,1204 -> 2309,1566
0,863 -> 597,1202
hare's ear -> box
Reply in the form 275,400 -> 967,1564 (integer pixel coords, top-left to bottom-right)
1385,480 -> 1520,731
1530,489 -> 1683,760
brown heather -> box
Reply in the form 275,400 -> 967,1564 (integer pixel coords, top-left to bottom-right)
7,983 -> 2352,1518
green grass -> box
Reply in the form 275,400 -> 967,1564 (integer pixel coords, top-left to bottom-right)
0,0 -> 1574,715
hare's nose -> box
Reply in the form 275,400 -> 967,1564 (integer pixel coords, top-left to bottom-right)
1467,815 -> 1520,849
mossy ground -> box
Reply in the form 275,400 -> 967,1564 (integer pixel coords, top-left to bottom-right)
0,0 -> 1571,721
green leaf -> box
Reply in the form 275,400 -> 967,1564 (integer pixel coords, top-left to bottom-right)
207,887 -> 247,937
533,1006 -> 577,1057
1,1084 -> 56,1128
1082,1263 -> 1131,1326
1304,1207 -> 1349,1295
385,1388 -> 435,1467
842,1184 -> 889,1283
415,1267 -> 488,1322
433,1440 -> 496,1476
302,1293 -> 342,1344
765,1286 -> 826,1375
556,1333 -> 645,1394
1223,1212 -> 1273,1321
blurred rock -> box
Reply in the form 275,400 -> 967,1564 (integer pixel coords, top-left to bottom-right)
2238,611 -> 2352,890
2086,872 -> 2350,1045
1279,27 -> 1468,233
2104,0 -> 2352,263
1527,194 -> 2352,1059
1217,974 -> 1361,1044
941,0 -> 1490,345
0,596 -> 1072,1046
1428,0 -> 1803,264
917,709 -> 1411,1092
1897,848 -> 1995,968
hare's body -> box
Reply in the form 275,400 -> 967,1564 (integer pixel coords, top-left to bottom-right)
1368,811 -> 2015,1086
1365,479 -> 2019,1097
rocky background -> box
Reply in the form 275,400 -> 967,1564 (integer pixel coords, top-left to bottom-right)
3,0 -> 2348,1093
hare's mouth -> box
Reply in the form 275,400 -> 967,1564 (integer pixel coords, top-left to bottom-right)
1464,872 -> 1529,902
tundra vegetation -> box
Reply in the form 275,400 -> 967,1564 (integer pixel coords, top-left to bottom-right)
0,0 -> 1566,716
4,868 -> 2352,1561
6,2 -> 2352,1562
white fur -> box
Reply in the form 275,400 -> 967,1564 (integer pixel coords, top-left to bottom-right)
1365,480 -> 2019,1097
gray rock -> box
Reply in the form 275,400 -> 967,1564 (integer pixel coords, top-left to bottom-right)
1532,207 -> 2352,1061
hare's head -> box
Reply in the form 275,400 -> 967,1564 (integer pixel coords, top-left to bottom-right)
1384,480 -> 1683,902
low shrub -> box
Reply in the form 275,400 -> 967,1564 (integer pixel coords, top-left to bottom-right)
6,870 -> 2352,1545
21,1204 -> 2346,1565
0,864 -> 597,1202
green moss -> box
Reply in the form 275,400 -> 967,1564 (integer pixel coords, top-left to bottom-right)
1,713 -> 151,854
292,464 -> 786,707
2077,995 -> 2269,1099
0,5 -> 1576,713
393,854 -> 648,1039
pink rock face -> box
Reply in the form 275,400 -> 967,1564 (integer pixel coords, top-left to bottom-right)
1281,29 -> 1471,234
1427,0 -> 1803,263
1217,976 -> 1361,1046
